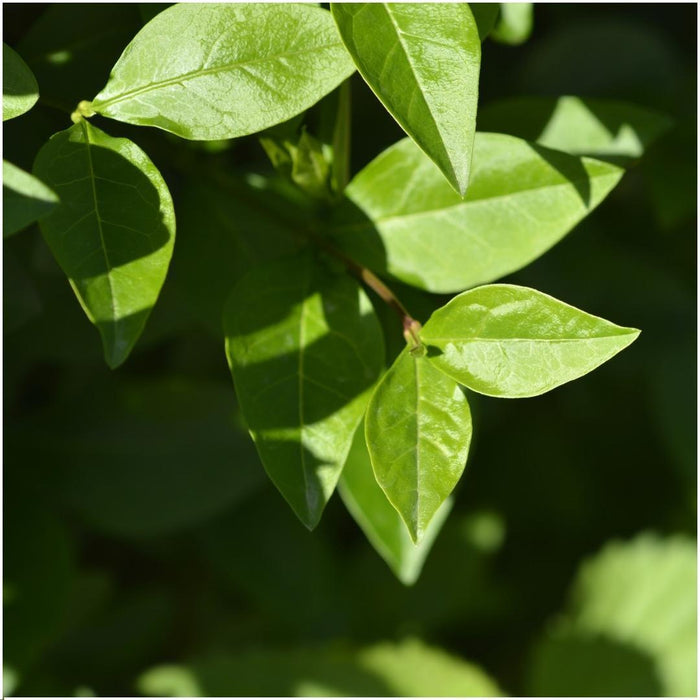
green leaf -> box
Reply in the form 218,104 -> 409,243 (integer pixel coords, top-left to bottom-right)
224,254 -> 384,529
91,4 -> 355,140
331,133 -> 624,293
491,3 -> 533,46
469,4 -> 501,41
3,160 -> 58,237
331,3 -> 480,195
365,349 -> 472,543
529,533 -> 697,697
32,121 -> 175,368
339,424 -> 452,585
421,284 -> 640,398
3,43 -> 39,121
138,639 -> 502,696
478,96 -> 673,163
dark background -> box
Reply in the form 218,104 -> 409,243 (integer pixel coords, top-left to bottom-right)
4,3 -> 696,696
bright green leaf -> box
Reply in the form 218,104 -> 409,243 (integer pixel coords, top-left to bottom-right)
91,4 -> 355,140
332,3 -> 480,195
3,160 -> 58,237
224,254 -> 384,529
491,3 -> 533,46
478,96 -> 673,163
331,133 -> 624,293
421,284 -> 640,398
469,4 -> 501,41
529,533 -> 697,697
33,120 -> 175,368
365,349 -> 472,543
3,43 -> 39,121
339,424 -> 452,585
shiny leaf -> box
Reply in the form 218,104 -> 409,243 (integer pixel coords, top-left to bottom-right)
91,4 -> 355,140
3,160 -> 58,237
478,95 -> 673,163
421,284 -> 640,398
491,3 -> 533,45
331,133 -> 623,293
339,425 -> 452,585
224,254 -> 384,529
33,121 -> 175,368
365,349 -> 472,543
331,3 -> 480,195
3,43 -> 39,121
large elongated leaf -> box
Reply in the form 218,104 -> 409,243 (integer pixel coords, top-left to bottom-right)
330,133 -> 623,293
339,424 -> 452,585
33,121 -> 175,368
91,4 -> 356,140
224,254 -> 384,529
3,43 -> 39,121
332,3 -> 480,195
421,284 -> 640,398
3,160 -> 58,237
365,349 -> 472,543
478,96 -> 673,163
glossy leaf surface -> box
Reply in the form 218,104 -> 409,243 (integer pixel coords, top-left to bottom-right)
3,43 -> 39,121
421,284 -> 640,398
491,3 -> 533,45
331,133 -> 623,293
224,255 -> 384,529
365,349 -> 472,543
3,160 -> 58,237
332,3 -> 480,195
92,4 -> 355,139
33,121 -> 175,368
478,96 -> 673,163
339,425 -> 452,585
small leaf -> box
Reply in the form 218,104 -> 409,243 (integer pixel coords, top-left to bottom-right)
478,96 -> 673,163
339,424 -> 452,585
33,121 -> 175,368
91,4 -> 355,140
491,3 -> 533,46
224,254 -> 384,529
421,284 -> 640,398
365,349 -> 472,543
469,4 -> 501,41
3,160 -> 58,237
3,43 -> 39,121
332,3 -> 480,195
331,133 -> 623,293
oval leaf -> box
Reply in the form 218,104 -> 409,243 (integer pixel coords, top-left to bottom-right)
339,424 -> 452,585
421,284 -> 640,398
332,3 -> 480,195
3,43 -> 39,121
33,121 -> 175,368
478,96 -> 673,163
91,4 -> 356,140
331,133 -> 624,293
365,349 -> 472,543
3,160 -> 58,237
490,3 -> 534,46
224,254 -> 384,530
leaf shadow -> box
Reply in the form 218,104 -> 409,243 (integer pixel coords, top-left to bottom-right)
528,142 -> 591,207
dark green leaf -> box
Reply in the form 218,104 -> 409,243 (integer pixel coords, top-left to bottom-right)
491,3 -> 533,46
365,349 -> 472,543
469,4 -> 501,41
332,3 -> 480,195
331,133 -> 623,293
224,254 -> 384,529
339,424 -> 452,585
3,160 -> 58,237
33,121 -> 175,368
421,284 -> 640,398
3,43 -> 39,121
92,4 -> 356,140
478,96 -> 673,163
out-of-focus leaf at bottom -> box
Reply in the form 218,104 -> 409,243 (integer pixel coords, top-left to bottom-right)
137,638 -> 502,697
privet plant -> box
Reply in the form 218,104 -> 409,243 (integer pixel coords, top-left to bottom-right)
7,2 -> 664,584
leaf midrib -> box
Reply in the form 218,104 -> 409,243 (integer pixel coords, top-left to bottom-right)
94,41 -> 344,111
423,334 -> 635,344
